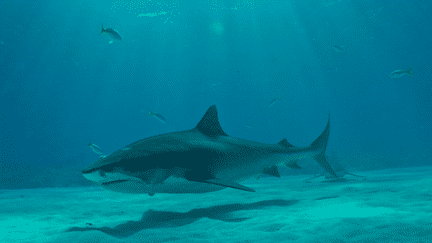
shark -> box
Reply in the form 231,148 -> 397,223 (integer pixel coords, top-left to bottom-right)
82,105 -> 337,196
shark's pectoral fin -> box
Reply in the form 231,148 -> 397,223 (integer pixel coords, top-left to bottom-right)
285,160 -> 302,169
263,165 -> 280,177
204,179 -> 256,192
139,169 -> 170,185
304,173 -> 324,182
345,172 -> 366,178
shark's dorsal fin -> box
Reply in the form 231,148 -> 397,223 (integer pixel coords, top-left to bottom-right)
278,138 -> 295,148
196,105 -> 228,138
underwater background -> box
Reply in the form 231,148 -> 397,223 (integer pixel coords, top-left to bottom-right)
2,1 -> 432,242
1,0 -> 431,202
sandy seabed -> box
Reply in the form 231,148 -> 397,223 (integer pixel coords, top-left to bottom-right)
1,166 -> 432,243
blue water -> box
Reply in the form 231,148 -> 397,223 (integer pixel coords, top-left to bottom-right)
0,0 -> 431,189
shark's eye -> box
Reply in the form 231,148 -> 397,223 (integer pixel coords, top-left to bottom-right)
99,170 -> 106,177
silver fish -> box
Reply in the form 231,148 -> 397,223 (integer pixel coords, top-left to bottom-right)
88,143 -> 103,155
148,109 -> 167,124
99,24 -> 122,41
332,45 -> 344,53
268,95 -> 281,107
389,68 -> 414,78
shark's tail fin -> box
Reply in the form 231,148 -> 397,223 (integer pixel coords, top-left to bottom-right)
309,113 -> 338,177
99,24 -> 105,35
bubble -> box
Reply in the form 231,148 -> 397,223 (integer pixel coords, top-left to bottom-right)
198,0 -> 278,14
108,0 -> 279,24
110,0 -> 181,23
212,21 -> 224,35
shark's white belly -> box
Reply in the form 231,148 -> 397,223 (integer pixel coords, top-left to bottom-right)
101,176 -> 225,194
87,151 -> 315,195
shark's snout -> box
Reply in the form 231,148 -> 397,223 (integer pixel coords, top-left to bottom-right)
81,168 -> 90,175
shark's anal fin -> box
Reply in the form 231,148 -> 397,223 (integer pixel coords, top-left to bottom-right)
204,179 -> 255,192
263,165 -> 280,177
285,160 -> 302,169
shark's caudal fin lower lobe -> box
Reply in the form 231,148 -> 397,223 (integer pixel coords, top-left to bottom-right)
99,24 -> 105,35
309,113 -> 338,177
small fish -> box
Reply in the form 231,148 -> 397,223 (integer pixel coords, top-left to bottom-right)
99,24 -> 122,42
210,82 -> 221,87
332,45 -> 344,53
246,124 -> 254,129
88,143 -> 103,154
148,109 -> 167,124
326,67 -> 338,72
389,68 -> 414,78
268,95 -> 281,107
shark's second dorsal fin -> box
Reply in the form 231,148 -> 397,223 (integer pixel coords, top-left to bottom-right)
196,105 -> 228,138
278,138 -> 295,148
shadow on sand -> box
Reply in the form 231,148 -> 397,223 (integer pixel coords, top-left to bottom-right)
66,199 -> 298,238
